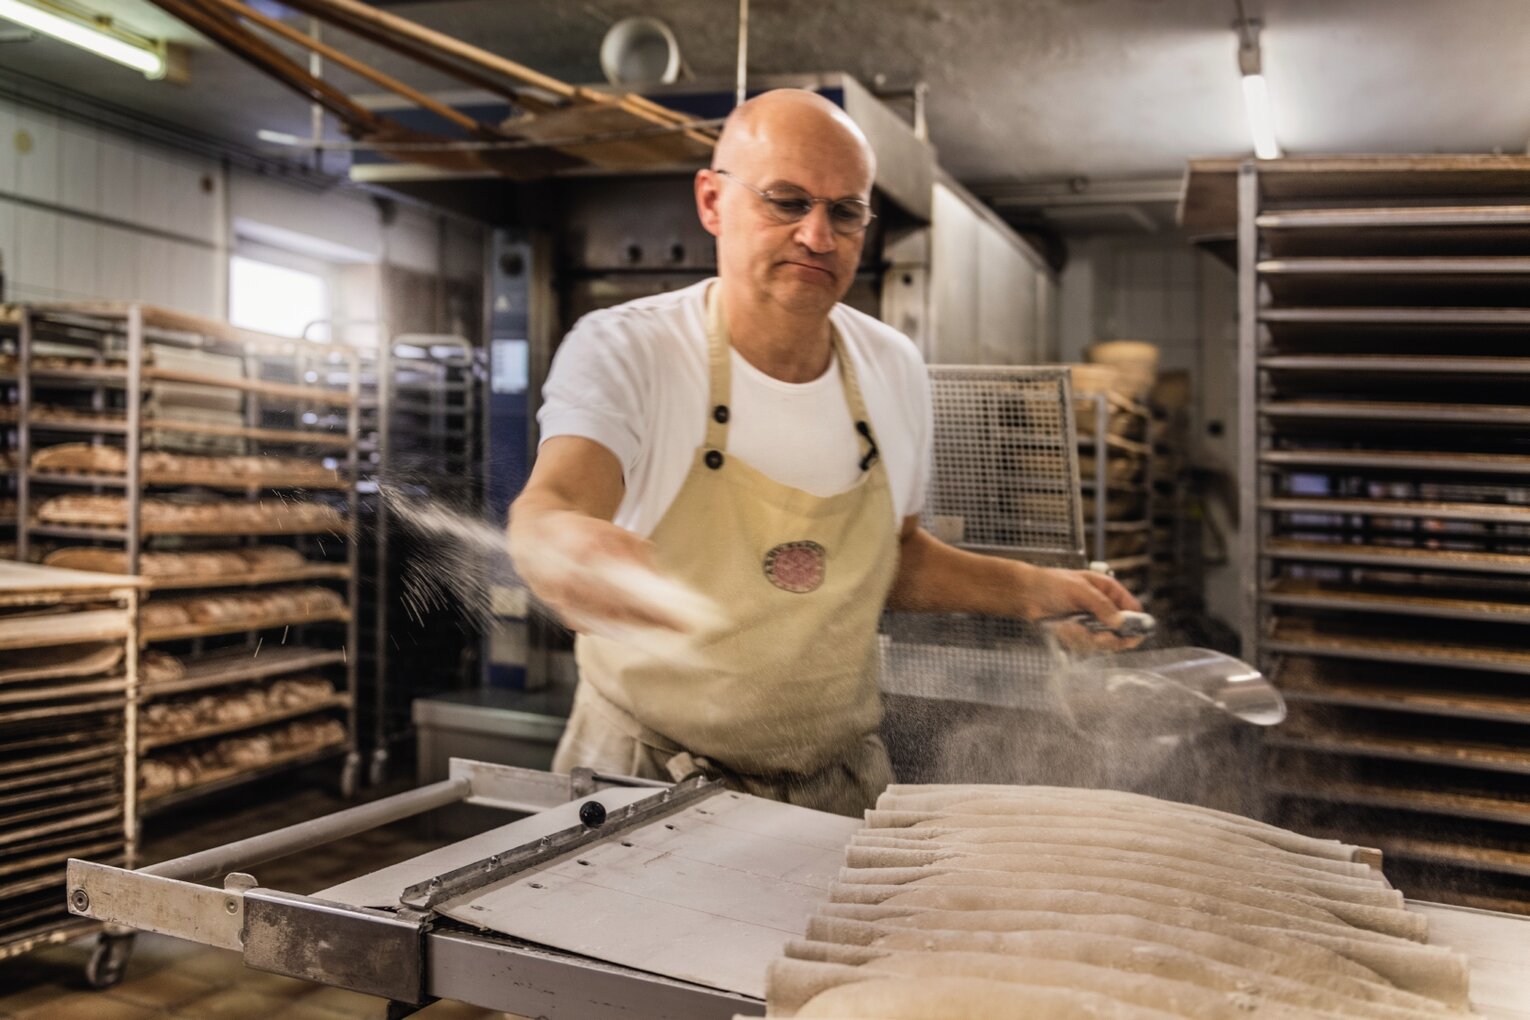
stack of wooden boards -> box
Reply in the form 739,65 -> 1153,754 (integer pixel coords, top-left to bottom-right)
745,784 -> 1475,1018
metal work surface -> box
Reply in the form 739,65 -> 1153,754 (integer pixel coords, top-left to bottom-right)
1412,903 -> 1530,1019
325,787 -> 858,999
317,785 -> 662,907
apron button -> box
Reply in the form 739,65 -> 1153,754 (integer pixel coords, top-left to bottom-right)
705,450 -> 724,470
713,404 -> 730,423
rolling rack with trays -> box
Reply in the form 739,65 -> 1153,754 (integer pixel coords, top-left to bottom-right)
1,310 -> 17,553
1232,156 -> 1530,913
0,561 -> 141,986
12,303 -> 363,833
1074,386 -> 1155,597
349,333 -> 484,788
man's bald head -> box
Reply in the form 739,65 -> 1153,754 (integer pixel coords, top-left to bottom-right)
695,89 -> 876,319
712,89 -> 875,189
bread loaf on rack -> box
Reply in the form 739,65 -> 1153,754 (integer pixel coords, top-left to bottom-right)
140,600 -> 191,629
140,651 -> 184,685
34,494 -> 344,532
31,443 -> 127,474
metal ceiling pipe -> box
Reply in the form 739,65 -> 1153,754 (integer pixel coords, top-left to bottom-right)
736,0 -> 748,108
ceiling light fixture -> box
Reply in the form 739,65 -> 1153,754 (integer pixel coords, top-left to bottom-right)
1235,10 -> 1281,159
0,0 -> 175,80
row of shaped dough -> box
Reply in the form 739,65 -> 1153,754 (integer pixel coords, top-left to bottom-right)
139,716 -> 346,797
756,784 -> 1473,1019
140,586 -> 345,629
35,494 -> 343,530
32,442 -> 339,483
139,674 -> 337,736
45,544 -> 310,578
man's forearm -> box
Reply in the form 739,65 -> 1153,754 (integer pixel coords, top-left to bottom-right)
886,525 -> 1039,617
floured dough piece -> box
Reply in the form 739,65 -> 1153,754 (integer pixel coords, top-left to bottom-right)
865,814 -> 1366,876
832,867 -> 1421,941
843,857 -> 1402,922
796,923 -> 1458,1019
792,974 -> 1182,1020
878,784 -> 1353,850
140,651 -> 184,685
44,547 -> 129,574
770,953 -> 1396,1020
850,829 -> 1377,887
141,600 -> 192,629
844,848 -> 1392,906
868,805 -> 1352,862
812,905 -> 1468,1007
0,642 -> 124,683
235,546 -> 307,571
31,442 -> 127,473
837,885 -> 1418,949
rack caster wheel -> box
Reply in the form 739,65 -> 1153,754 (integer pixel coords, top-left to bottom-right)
340,752 -> 362,799
368,748 -> 389,788
85,931 -> 134,989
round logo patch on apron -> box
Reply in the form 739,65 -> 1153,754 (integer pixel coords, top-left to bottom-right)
763,541 -> 827,593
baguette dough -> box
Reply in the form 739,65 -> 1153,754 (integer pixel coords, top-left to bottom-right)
775,783 -> 1473,1018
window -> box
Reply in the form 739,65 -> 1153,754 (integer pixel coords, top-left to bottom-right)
229,255 -> 331,341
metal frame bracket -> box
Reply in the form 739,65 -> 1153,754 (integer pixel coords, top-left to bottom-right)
243,889 -> 429,1005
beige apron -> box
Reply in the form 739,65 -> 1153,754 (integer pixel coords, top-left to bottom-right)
552,284 -> 899,816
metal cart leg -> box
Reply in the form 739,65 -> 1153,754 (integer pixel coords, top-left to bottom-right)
85,927 -> 135,989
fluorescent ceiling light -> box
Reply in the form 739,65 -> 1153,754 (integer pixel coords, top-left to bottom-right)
0,0 -> 166,78
1241,73 -> 1281,160
1235,16 -> 1281,160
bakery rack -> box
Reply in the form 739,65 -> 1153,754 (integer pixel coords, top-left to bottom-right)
1,310 -> 17,557
353,333 -> 483,786
1146,384 -> 1200,616
1234,157 -> 1530,913
1076,389 -> 1154,595
0,561 -> 140,984
12,303 -> 363,825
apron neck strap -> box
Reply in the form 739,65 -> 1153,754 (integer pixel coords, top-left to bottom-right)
704,282 -> 879,467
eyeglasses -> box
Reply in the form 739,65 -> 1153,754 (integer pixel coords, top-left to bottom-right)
713,169 -> 876,235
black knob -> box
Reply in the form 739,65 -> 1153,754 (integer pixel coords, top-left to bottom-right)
579,801 -> 607,828
705,450 -> 724,470
713,405 -> 730,423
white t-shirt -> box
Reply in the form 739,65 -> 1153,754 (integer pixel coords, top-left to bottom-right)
538,279 -> 932,539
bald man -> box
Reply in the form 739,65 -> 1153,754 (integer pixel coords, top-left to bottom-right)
508,89 -> 1139,815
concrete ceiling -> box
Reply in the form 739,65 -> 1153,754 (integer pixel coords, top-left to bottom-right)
3,0 -> 1529,189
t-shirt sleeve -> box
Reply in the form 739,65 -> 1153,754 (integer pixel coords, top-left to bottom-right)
536,315 -> 649,477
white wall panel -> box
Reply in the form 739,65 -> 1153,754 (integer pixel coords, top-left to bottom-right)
14,108 -> 59,205
169,242 -> 218,318
387,206 -> 438,273
96,225 -> 140,301
97,133 -> 137,219
133,150 -> 175,234
1,95 -> 468,326
229,169 -> 382,260
0,103 -> 17,194
55,218 -> 99,301
929,182 -> 978,363
136,237 -> 173,308
58,121 -> 98,215
14,207 -> 57,297
162,152 -> 218,243
0,201 -> 13,292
